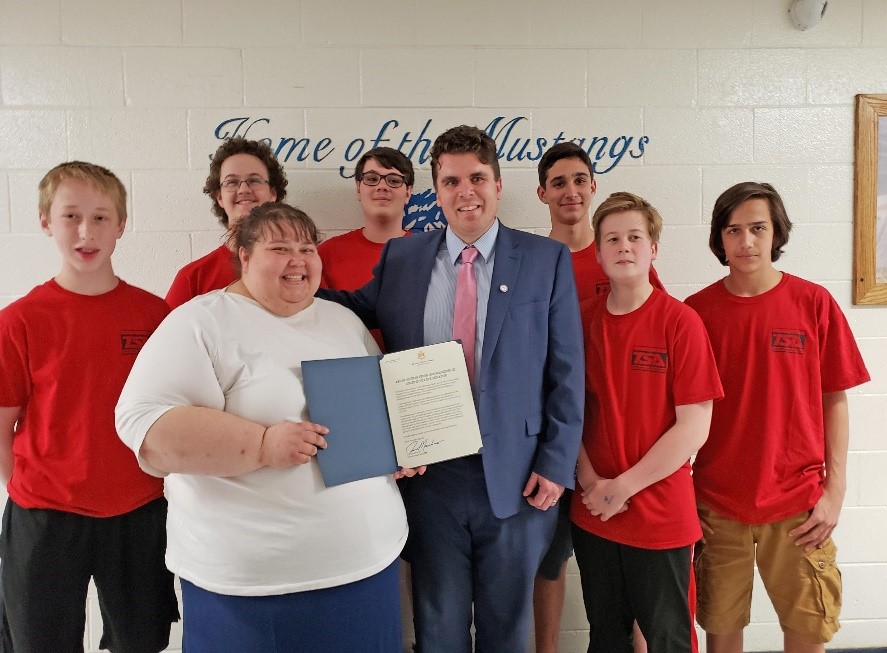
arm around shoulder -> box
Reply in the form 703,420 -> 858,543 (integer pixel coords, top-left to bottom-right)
316,285 -> 380,329
315,239 -> 399,329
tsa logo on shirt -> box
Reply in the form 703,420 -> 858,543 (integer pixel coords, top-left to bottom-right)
631,347 -> 668,373
770,330 -> 806,354
594,281 -> 612,295
120,332 -> 151,355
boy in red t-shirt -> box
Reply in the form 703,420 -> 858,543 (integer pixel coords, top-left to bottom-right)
165,137 -> 288,308
319,146 -> 414,292
535,143 -> 662,653
537,142 -> 664,305
570,192 -> 723,653
318,147 -> 414,352
685,183 -> 870,653
0,162 -> 179,651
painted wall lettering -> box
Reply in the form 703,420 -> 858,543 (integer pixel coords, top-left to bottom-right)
211,115 -> 649,177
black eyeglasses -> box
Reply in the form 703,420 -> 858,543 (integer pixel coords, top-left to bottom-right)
220,177 -> 270,192
357,171 -> 407,189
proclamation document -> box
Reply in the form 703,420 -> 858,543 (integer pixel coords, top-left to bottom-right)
303,341 -> 482,486
379,341 -> 483,467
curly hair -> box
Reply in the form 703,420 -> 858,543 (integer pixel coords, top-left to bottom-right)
203,137 -> 288,227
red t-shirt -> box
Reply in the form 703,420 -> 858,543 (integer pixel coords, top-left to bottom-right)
685,274 -> 870,524
318,229 -> 391,291
571,242 -> 664,303
570,289 -> 724,549
0,279 -> 169,517
165,244 -> 236,309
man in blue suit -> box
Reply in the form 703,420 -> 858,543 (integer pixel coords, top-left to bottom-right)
321,125 -> 583,652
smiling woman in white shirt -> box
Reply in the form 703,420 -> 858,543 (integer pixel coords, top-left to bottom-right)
116,202 -> 410,653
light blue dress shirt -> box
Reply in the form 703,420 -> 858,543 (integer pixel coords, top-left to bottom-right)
423,220 -> 499,391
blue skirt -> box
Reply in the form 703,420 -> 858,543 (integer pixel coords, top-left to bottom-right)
181,560 -> 402,653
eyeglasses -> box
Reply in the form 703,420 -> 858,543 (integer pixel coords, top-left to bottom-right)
220,177 -> 271,192
357,171 -> 407,189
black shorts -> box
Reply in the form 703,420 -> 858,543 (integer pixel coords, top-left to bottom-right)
572,525 -> 694,653
0,497 -> 179,653
0,569 -> 12,652
537,489 -> 574,580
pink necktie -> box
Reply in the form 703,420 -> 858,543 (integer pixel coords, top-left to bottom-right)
453,246 -> 479,384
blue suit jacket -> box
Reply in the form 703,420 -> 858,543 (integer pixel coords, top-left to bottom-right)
321,224 -> 584,519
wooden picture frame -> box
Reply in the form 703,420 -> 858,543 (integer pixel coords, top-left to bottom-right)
853,94 -> 887,304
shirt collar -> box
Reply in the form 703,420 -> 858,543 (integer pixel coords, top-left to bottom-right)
445,219 -> 499,265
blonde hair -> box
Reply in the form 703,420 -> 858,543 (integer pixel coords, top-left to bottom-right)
592,192 -> 662,245
38,161 -> 127,222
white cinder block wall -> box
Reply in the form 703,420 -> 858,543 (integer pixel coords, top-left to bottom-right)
1,1 -> 886,650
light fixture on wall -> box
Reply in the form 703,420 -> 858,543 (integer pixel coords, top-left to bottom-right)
788,0 -> 828,31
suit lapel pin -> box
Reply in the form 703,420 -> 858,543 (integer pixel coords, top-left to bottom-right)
499,285 -> 508,293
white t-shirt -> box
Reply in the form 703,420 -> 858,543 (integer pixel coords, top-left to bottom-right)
116,291 -> 408,596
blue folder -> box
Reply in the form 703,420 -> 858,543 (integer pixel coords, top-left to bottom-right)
302,355 -> 399,486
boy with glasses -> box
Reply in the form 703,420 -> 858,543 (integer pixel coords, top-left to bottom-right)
319,147 -> 414,350
319,147 -> 414,293
165,137 -> 288,308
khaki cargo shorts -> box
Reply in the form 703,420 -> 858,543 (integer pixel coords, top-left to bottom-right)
695,504 -> 841,644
